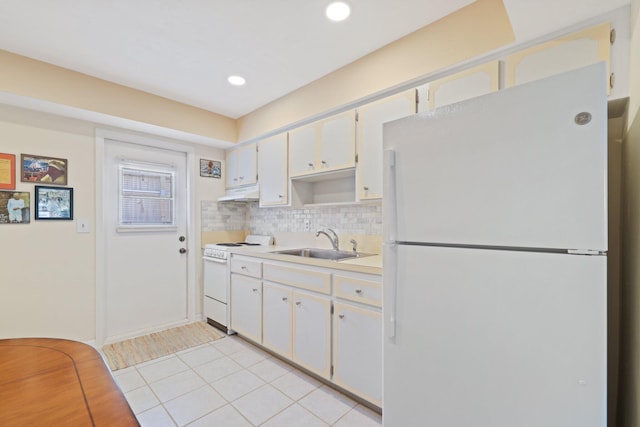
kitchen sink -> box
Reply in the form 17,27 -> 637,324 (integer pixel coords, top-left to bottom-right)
271,248 -> 373,261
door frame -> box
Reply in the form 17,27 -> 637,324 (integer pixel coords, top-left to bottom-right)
95,128 -> 197,346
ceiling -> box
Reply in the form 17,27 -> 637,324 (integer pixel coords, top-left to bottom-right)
0,0 -> 630,120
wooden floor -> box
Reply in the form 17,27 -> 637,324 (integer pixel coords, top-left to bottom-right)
0,338 -> 139,426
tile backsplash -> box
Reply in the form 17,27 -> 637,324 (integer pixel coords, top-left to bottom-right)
201,201 -> 382,236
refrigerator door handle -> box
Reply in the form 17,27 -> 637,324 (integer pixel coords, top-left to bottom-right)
383,241 -> 398,341
383,148 -> 397,243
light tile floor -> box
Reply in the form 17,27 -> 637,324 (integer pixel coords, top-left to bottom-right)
111,334 -> 382,427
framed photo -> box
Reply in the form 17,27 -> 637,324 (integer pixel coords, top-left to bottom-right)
35,186 -> 73,220
21,154 -> 68,186
0,190 -> 30,224
0,153 -> 16,190
200,159 -> 221,178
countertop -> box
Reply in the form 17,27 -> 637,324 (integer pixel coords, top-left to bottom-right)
225,245 -> 383,276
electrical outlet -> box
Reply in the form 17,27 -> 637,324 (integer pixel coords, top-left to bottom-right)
304,219 -> 311,232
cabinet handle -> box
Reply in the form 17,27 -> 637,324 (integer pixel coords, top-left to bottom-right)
321,160 -> 327,166
295,301 -> 301,306
282,297 -> 288,302
355,289 -> 363,294
338,314 -> 345,319
252,288 -> 258,293
278,194 -> 283,198
239,176 -> 244,180
233,178 -> 238,181
363,186 -> 369,191
308,162 -> 314,168
241,266 -> 248,270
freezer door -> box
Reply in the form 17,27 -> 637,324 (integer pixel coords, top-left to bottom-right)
383,63 -> 607,251
383,245 -> 606,427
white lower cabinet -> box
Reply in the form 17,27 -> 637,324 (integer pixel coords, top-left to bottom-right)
230,273 -> 262,343
292,291 -> 332,378
262,282 -> 293,358
332,301 -> 382,407
232,257 -> 382,407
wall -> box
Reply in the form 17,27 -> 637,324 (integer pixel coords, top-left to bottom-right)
0,106 -> 226,342
236,0 -> 515,142
200,201 -> 382,236
619,0 -> 640,424
1,50 -> 237,144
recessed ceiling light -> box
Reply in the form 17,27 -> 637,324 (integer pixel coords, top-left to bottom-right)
326,2 -> 350,22
228,75 -> 246,86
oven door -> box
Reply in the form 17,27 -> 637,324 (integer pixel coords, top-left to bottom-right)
203,256 -> 228,303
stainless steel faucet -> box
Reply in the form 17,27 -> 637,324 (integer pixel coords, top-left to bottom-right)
316,227 -> 339,251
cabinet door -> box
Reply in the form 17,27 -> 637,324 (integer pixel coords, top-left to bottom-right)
259,134 -> 288,206
427,61 -> 499,110
357,90 -> 415,200
319,110 -> 356,172
292,291 -> 331,378
237,144 -> 257,186
289,125 -> 317,177
333,302 -> 382,406
230,274 -> 262,342
262,282 -> 293,358
505,22 -> 610,92
225,149 -> 239,188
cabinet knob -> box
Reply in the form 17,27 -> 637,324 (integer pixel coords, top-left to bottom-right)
321,160 -> 327,166
239,176 -> 244,180
241,266 -> 248,270
338,314 -> 345,319
355,289 -> 363,294
278,194 -> 283,198
363,186 -> 369,191
252,288 -> 258,293
308,162 -> 314,168
233,178 -> 238,181
295,301 -> 302,306
282,297 -> 288,302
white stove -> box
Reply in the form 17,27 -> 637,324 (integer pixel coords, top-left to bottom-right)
203,235 -> 273,333
204,234 -> 273,260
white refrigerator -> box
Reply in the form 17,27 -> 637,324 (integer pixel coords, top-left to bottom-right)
382,63 -> 607,427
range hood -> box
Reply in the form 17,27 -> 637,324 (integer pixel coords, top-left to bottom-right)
218,184 -> 260,202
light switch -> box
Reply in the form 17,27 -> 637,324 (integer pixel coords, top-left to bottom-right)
77,218 -> 90,233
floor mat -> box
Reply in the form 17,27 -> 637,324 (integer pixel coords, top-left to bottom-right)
101,322 -> 225,371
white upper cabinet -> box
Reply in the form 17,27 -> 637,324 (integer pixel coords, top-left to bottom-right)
289,110 -> 356,177
258,133 -> 288,206
505,23 -> 611,92
226,143 -> 257,188
427,61 -> 500,111
357,90 -> 416,200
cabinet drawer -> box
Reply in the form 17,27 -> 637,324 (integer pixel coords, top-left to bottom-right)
263,264 -> 331,295
334,275 -> 382,307
231,258 -> 262,278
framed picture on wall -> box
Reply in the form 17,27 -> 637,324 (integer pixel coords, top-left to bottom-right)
200,159 -> 221,178
0,153 -> 16,190
0,190 -> 30,224
21,154 -> 68,185
35,186 -> 73,220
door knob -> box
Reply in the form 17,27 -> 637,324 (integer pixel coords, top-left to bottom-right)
179,248 -> 187,254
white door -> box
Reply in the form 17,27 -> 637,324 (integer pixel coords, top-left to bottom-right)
262,282 -> 293,357
383,63 -> 607,251
230,274 -> 262,342
319,110 -> 355,171
292,291 -> 331,378
259,134 -> 288,206
103,139 -> 189,342
332,302 -> 382,406
384,244 -> 606,427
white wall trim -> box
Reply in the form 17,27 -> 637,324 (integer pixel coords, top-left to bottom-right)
94,128 -> 198,347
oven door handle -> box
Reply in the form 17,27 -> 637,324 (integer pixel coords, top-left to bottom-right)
203,256 -> 227,264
